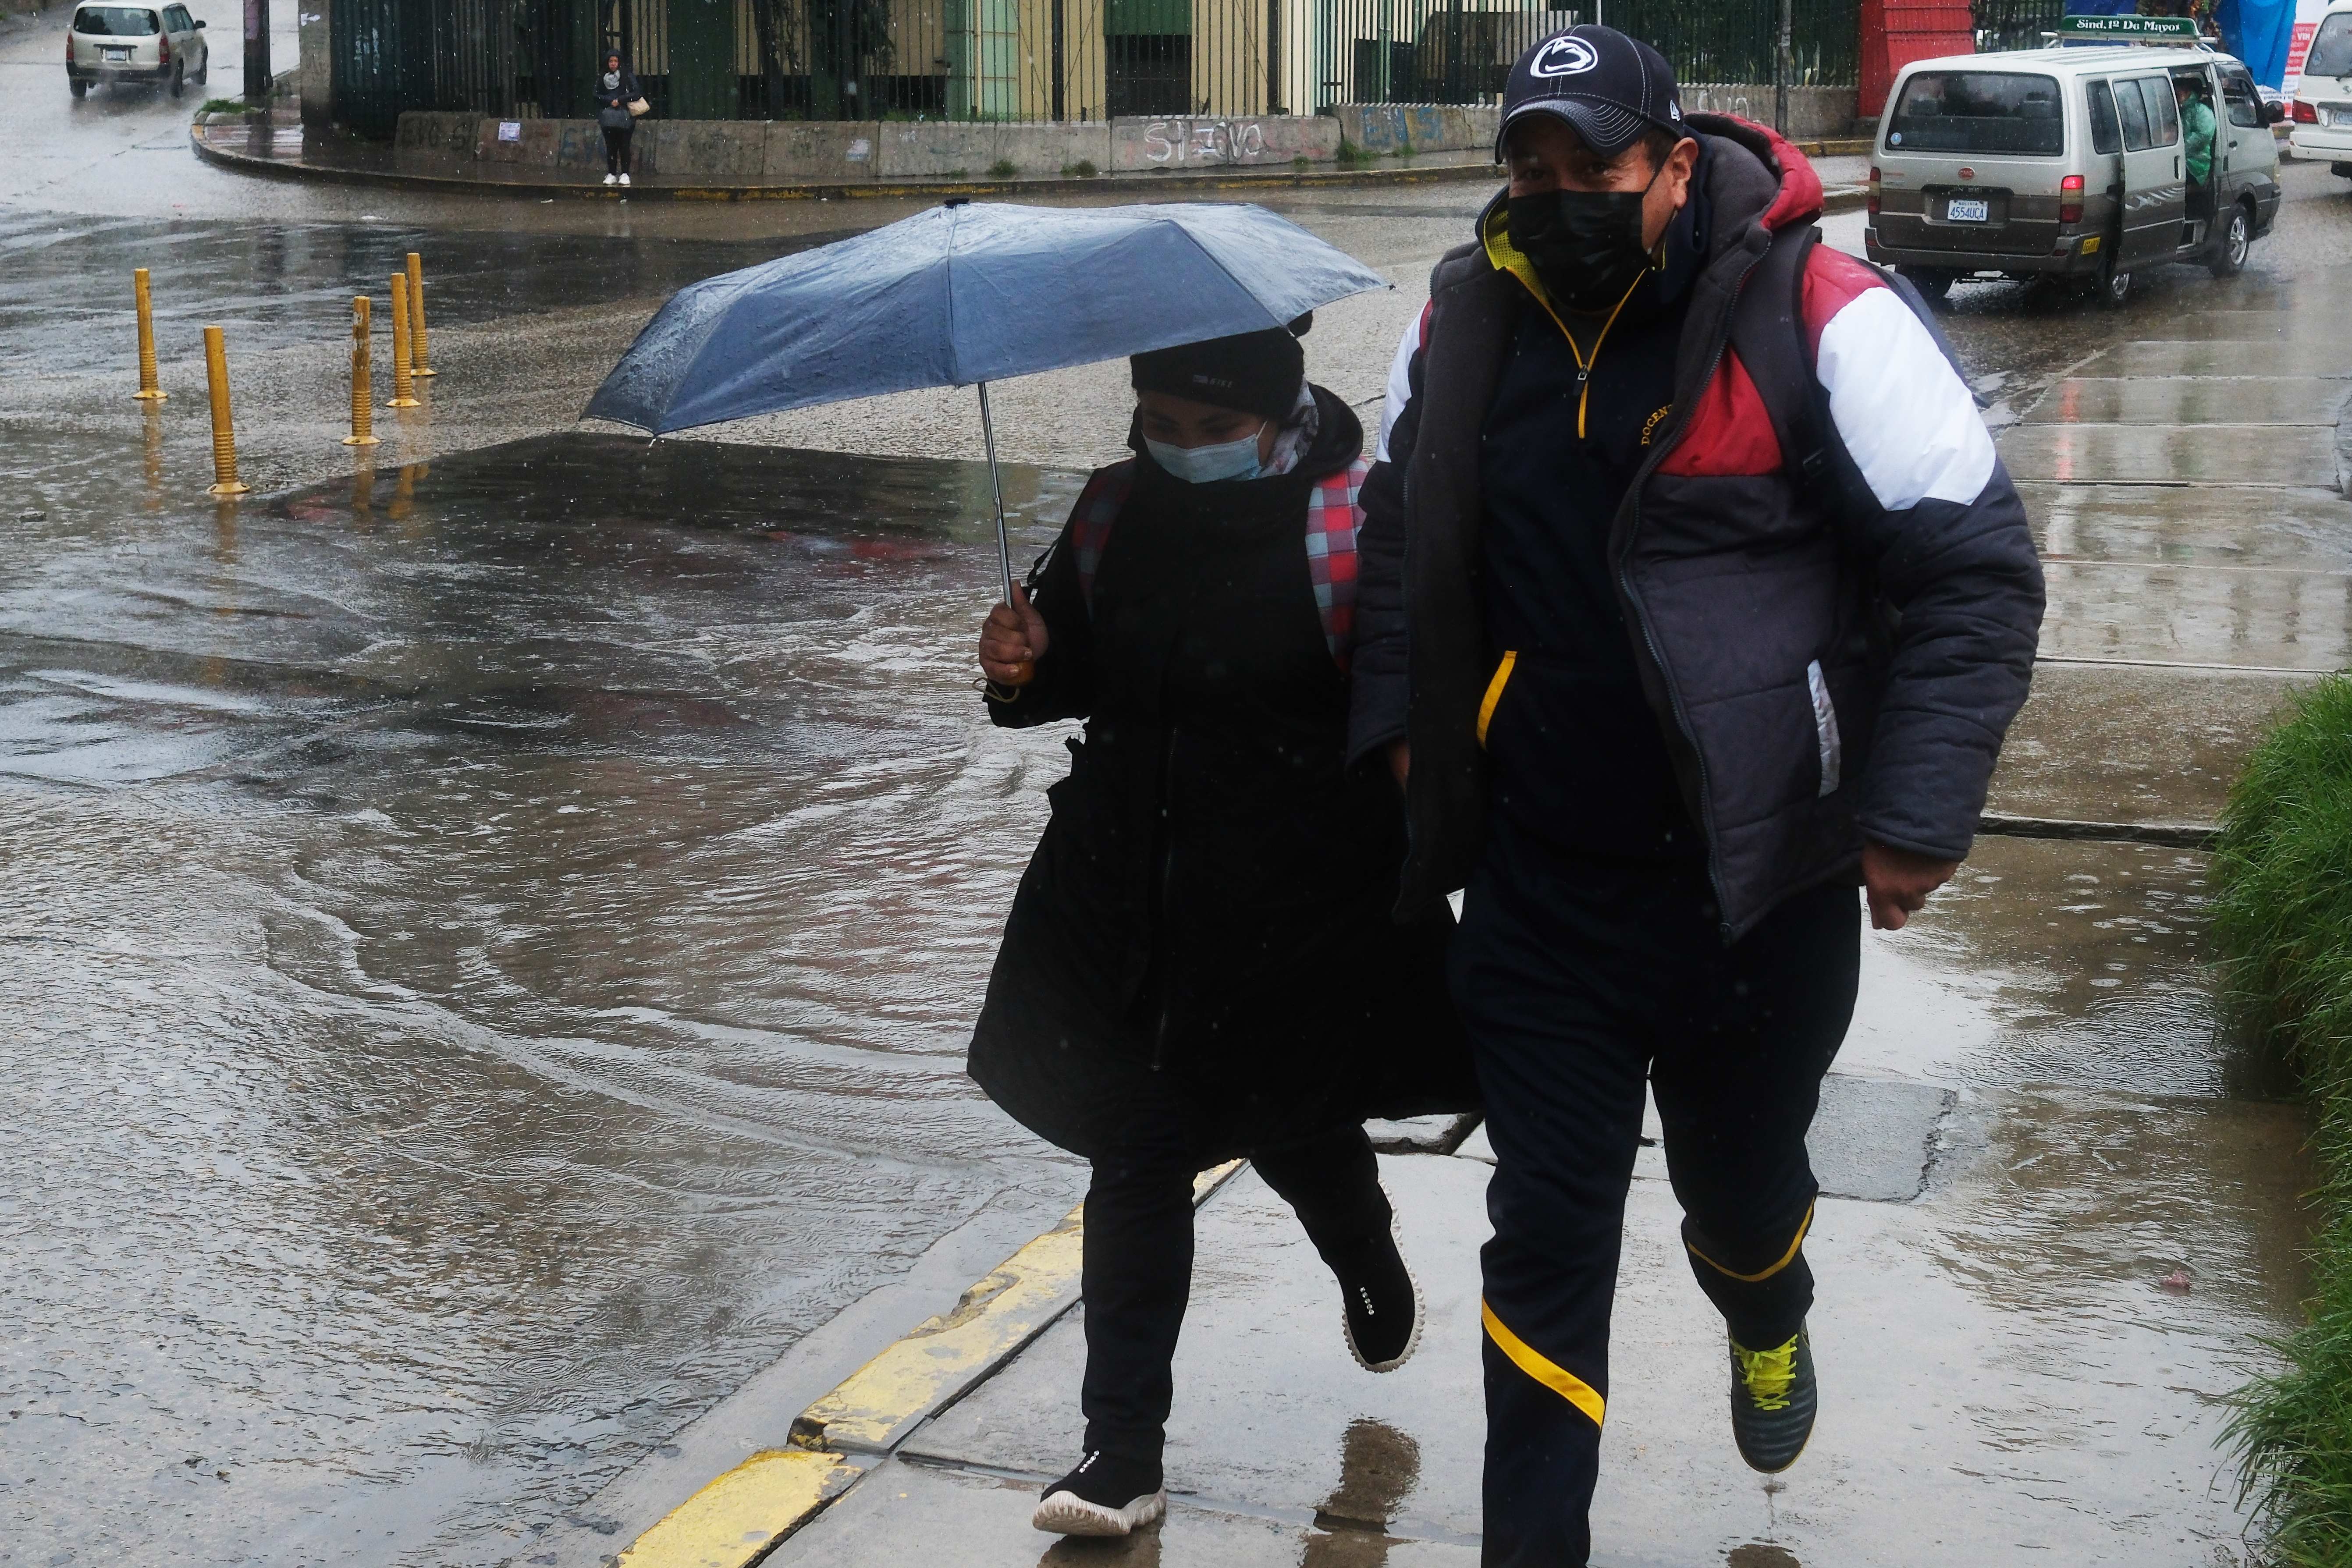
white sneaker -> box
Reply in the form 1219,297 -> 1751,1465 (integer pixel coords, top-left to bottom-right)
602,173 -> 616,185
618,172 -> 631,187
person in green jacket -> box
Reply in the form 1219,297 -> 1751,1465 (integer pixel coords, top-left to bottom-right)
2177,74 -> 2217,187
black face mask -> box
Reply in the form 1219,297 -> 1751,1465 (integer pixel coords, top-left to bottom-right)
1506,165 -> 1663,313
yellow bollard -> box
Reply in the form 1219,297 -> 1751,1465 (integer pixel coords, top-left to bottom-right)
385,273 -> 420,408
132,267 -> 166,401
201,325 -> 250,497
405,252 -> 435,378
344,296 -> 381,446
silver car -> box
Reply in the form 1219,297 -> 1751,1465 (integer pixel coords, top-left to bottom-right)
66,4 -> 210,100
1866,45 -> 2284,308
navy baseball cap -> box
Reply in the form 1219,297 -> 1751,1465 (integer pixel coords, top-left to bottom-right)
1496,25 -> 1685,162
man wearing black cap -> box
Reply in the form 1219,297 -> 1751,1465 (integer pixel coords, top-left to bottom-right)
1348,25 -> 2043,1564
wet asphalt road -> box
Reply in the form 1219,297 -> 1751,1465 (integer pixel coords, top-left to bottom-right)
5,24 -> 2352,1557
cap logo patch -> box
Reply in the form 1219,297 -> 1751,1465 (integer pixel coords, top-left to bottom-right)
1529,35 -> 1599,77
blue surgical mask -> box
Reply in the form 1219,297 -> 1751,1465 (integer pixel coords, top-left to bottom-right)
1145,427 -> 1265,484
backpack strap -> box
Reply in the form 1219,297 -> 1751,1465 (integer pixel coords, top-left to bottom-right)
1305,457 -> 1372,670
1069,460 -> 1135,608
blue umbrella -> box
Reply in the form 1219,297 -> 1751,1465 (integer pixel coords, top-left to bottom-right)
583,199 -> 1391,600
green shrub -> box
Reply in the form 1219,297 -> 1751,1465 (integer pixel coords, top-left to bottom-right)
199,98 -> 249,116
944,168 -> 970,180
1395,140 -> 1416,159
2219,674 -> 2352,1566
1334,138 -> 1370,169
1293,155 -> 1310,169
1059,158 -> 1098,178
987,158 -> 1018,179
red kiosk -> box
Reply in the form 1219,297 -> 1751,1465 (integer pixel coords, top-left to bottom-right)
1860,0 -> 1978,114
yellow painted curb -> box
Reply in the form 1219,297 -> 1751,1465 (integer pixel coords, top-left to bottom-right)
789,1161 -> 1242,1455
612,1160 -> 1245,1568
612,1447 -> 857,1568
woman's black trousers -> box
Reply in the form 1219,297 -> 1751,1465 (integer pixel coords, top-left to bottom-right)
1080,1101 -> 1393,1464
603,125 -> 631,175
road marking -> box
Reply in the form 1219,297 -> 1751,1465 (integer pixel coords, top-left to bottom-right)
612,1448 -> 859,1568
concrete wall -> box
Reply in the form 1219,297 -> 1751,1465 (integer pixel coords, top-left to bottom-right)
1327,104 -> 1499,156
1325,87 -> 1860,156
1108,115 -> 1341,172
392,113 -> 1346,183
1681,83 -> 1860,143
298,0 -> 330,126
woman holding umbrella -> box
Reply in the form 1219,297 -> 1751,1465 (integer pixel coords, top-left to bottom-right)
973,319 -> 1471,1538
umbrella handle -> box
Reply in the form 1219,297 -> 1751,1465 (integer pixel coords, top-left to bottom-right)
977,381 -> 1014,607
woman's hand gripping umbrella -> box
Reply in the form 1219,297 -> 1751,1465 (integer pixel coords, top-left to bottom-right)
582,199 -> 1392,604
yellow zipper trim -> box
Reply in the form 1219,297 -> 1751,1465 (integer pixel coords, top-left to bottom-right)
1482,1298 -> 1606,1428
1687,1200 -> 1816,1284
1481,206 -> 1656,438
1475,650 -> 1517,748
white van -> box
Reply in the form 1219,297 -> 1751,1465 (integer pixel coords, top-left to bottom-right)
1866,45 -> 2284,306
2288,1 -> 2352,172
64,4 -> 209,99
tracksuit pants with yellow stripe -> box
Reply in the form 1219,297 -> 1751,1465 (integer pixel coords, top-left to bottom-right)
1451,816 -> 1861,1566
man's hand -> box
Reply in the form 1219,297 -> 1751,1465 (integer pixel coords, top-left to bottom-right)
978,585 -> 1049,686
1386,740 -> 1410,791
1862,841 -> 1959,931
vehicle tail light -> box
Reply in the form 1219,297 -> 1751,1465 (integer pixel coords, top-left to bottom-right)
1867,165 -> 1880,218
2294,98 -> 2319,123
157,30 -> 170,62
2060,174 -> 2083,225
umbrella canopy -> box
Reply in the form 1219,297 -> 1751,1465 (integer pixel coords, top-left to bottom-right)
582,201 -> 1392,436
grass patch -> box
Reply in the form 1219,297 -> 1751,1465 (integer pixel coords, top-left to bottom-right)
1059,158 -> 1097,178
2218,673 -> 2352,1565
199,98 -> 251,115
986,158 -> 1018,179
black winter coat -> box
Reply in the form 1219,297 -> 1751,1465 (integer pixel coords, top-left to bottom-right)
1349,118 -> 2044,940
970,388 -> 1473,1162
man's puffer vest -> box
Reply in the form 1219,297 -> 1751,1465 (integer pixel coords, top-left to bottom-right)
1386,116 -> 2043,940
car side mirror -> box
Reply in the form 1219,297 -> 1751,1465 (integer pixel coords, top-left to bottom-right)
2264,99 -> 2286,124
194,17 -> 204,24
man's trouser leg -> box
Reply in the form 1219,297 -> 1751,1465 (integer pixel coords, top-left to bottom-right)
1651,879 -> 1859,1350
1451,843 -> 1653,1568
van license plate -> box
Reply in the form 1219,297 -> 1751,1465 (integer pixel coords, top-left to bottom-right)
1947,198 -> 1991,223
102,46 -> 130,60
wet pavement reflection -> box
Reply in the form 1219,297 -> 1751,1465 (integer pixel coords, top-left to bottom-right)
2,433 -> 1088,1560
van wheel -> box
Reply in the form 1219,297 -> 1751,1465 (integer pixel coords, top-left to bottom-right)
2098,262 -> 2133,309
168,60 -> 184,98
2209,203 -> 2252,278
69,76 -> 87,99
1900,266 -> 1956,302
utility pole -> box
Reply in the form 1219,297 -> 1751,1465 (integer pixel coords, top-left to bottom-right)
1775,0 -> 1792,135
244,0 -> 270,105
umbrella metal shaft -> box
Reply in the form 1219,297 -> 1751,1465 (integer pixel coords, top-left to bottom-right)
977,381 -> 1014,605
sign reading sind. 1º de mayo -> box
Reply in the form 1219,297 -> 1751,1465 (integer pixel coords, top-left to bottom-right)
2054,13 -> 2201,39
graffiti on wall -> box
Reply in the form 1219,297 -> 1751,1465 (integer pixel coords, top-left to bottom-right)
1138,118 -> 1275,164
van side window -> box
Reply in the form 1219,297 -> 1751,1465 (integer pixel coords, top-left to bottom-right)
2088,80 -> 2122,153
2114,77 -> 2152,150
2143,76 -> 2181,145
2222,69 -> 2261,128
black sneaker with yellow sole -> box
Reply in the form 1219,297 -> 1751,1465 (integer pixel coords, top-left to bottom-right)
1727,1325 -> 1816,1473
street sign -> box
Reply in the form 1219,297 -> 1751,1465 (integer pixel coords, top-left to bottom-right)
2056,13 -> 2200,39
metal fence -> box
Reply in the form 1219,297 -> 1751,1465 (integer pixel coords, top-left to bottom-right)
1970,0 -> 2066,53
1602,0 -> 1858,87
332,0 -> 1859,133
